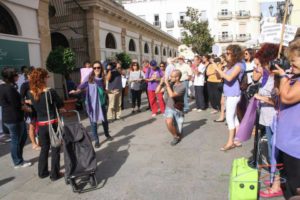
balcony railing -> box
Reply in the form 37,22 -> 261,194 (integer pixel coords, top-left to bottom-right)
178,20 -> 184,27
236,10 -> 250,19
236,34 -> 251,42
153,21 -> 161,28
218,35 -> 233,43
166,20 -> 174,28
217,11 -> 233,20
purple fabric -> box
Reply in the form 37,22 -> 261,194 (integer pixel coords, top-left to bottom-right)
276,100 -> 300,159
261,69 -> 269,87
145,68 -> 164,91
223,63 -> 242,97
77,78 -> 104,123
235,98 -> 258,142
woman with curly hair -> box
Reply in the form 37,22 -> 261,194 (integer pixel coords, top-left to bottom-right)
28,68 -> 64,181
250,43 -> 282,198
213,45 -> 244,151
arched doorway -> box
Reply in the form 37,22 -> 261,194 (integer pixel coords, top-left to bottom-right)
0,4 -> 19,35
50,32 -> 69,49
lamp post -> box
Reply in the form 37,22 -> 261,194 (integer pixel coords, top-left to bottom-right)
269,0 -> 293,23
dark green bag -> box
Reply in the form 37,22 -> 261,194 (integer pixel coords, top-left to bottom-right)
97,87 -> 106,106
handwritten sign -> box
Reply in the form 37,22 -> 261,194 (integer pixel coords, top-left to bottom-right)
260,23 -> 297,46
80,68 -> 93,83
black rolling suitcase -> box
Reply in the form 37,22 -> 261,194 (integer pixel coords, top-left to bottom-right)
62,110 -> 98,193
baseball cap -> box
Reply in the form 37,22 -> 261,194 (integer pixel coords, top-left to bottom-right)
150,60 -> 157,67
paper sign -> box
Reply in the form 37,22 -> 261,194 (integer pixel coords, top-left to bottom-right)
260,22 -> 297,46
80,68 -> 93,83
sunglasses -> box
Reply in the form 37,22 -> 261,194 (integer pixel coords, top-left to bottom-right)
93,67 -> 101,70
245,53 -> 249,55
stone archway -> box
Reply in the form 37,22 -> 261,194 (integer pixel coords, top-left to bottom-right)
50,32 -> 69,49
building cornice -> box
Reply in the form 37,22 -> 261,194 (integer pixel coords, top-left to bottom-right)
67,0 -> 180,46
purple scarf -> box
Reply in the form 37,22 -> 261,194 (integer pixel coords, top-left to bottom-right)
235,98 -> 258,142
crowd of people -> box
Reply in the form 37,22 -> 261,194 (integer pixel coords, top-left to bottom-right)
1,38 -> 300,199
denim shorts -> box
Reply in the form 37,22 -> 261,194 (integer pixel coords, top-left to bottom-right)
164,107 -> 184,134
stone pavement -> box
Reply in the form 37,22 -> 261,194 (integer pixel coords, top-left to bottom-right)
0,96 -> 284,200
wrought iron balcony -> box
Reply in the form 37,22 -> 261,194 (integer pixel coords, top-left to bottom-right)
218,35 -> 233,43
217,11 -> 233,20
236,10 -> 250,19
236,34 -> 251,42
153,21 -> 161,28
166,20 -> 174,28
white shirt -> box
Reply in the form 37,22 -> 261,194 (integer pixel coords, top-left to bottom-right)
175,63 -> 192,81
246,61 -> 255,84
16,73 -> 25,93
193,63 -> 206,86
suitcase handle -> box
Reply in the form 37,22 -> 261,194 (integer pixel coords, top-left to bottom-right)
60,110 -> 81,125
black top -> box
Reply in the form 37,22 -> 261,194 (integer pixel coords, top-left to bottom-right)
20,81 -> 30,100
20,81 -> 37,119
29,89 -> 64,122
0,83 -> 24,123
108,70 -> 122,90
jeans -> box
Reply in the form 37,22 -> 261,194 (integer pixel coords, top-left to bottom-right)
164,107 -> 184,134
265,126 -> 273,161
38,124 -> 60,179
183,80 -> 190,112
3,121 -> 27,165
90,105 -> 109,143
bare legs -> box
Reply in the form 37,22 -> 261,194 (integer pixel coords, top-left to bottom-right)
28,123 -> 39,150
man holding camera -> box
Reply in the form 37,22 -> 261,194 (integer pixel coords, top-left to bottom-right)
156,70 -> 185,146
106,62 -> 123,121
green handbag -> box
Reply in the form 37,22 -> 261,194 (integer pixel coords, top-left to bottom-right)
229,157 -> 259,200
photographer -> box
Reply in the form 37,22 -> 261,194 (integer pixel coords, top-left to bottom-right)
251,43 -> 282,198
273,38 -> 300,199
106,61 -> 123,121
156,70 -> 185,146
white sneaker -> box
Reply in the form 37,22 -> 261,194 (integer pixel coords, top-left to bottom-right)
192,108 -> 198,111
197,109 -> 203,112
14,161 -> 32,169
151,114 -> 157,117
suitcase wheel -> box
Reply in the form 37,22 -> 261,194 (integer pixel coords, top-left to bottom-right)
89,174 -> 97,187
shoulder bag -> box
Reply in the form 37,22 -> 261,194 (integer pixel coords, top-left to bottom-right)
45,89 -> 63,148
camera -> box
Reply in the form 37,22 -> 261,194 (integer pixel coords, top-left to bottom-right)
270,58 -> 290,71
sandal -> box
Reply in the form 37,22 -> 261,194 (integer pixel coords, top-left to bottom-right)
220,144 -> 235,151
214,119 -> 225,122
260,188 -> 283,198
233,141 -> 242,147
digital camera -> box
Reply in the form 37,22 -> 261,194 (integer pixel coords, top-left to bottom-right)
270,58 -> 290,71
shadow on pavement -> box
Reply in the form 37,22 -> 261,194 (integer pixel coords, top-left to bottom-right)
182,119 -> 207,138
0,177 -> 15,187
95,118 -> 156,188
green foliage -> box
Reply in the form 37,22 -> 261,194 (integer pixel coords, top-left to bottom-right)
182,7 -> 214,55
115,52 -> 132,69
46,47 -> 76,76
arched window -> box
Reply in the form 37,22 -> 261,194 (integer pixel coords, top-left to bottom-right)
174,51 -> 177,57
51,32 -> 69,50
129,39 -> 136,51
0,5 -> 18,35
169,50 -> 172,57
163,48 -> 166,56
105,33 -> 116,49
155,46 -> 159,55
144,43 -> 149,54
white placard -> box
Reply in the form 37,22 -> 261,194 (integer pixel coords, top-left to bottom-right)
260,22 -> 297,46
